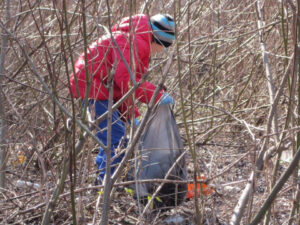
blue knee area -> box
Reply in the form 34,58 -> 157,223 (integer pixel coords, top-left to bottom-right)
88,100 -> 128,182
95,147 -> 125,181
95,148 -> 106,171
90,100 -> 126,146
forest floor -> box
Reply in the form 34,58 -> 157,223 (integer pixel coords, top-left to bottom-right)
0,133 -> 296,225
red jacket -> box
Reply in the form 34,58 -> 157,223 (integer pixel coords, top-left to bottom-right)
69,14 -> 163,118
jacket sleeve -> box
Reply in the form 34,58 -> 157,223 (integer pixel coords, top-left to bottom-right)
113,39 -> 163,119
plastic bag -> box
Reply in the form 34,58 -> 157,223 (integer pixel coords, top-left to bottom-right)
128,104 -> 187,208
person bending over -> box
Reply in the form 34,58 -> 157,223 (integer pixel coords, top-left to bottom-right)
69,13 -> 175,184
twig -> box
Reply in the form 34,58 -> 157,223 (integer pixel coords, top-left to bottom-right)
110,50 -> 175,185
256,0 -> 279,141
141,150 -> 188,216
287,183 -> 300,225
41,136 -> 86,225
230,171 -> 254,225
0,0 -> 10,189
256,53 -> 293,170
91,57 -> 169,126
99,2 -> 115,223
249,146 -> 300,225
209,152 -> 249,181
0,20 -> 106,149
15,177 -> 209,216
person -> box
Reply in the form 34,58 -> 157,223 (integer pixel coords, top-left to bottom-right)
69,13 -> 175,184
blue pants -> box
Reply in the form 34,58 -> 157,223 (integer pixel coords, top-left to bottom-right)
87,100 -> 126,183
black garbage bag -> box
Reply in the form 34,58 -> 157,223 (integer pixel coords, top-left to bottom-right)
127,104 -> 187,208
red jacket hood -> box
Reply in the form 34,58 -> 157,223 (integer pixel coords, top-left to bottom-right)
112,14 -> 153,44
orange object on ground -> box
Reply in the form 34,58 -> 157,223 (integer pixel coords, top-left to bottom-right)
186,175 -> 214,199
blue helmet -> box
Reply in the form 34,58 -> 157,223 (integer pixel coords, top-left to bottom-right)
150,14 -> 175,48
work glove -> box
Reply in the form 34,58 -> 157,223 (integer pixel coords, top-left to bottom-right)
160,93 -> 174,105
133,118 -> 140,126
129,118 -> 140,127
